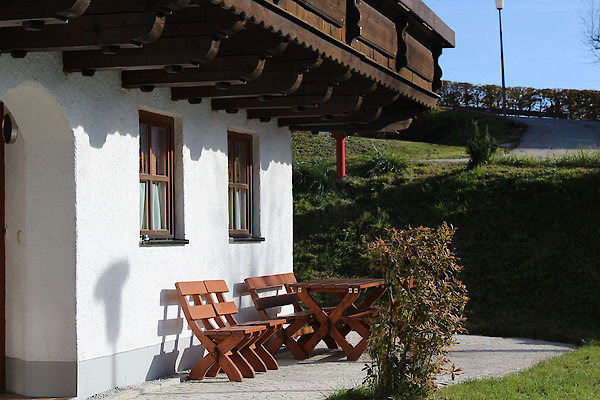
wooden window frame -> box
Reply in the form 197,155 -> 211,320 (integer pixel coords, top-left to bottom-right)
228,131 -> 254,237
139,110 -> 175,239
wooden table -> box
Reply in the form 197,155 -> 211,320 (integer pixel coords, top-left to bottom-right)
290,278 -> 386,361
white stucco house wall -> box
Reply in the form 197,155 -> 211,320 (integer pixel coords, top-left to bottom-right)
0,0 -> 453,397
1,51 -> 293,399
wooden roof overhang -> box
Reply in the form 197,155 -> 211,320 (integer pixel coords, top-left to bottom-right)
0,0 -> 454,133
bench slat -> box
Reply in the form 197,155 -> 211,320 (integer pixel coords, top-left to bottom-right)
214,301 -> 238,316
204,279 -> 229,294
255,292 -> 302,311
176,281 -> 207,295
244,273 -> 296,290
189,304 -> 216,320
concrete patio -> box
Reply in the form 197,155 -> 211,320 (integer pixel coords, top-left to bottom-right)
90,333 -> 576,400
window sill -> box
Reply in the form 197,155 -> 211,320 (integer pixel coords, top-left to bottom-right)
229,236 -> 266,244
139,238 -> 190,247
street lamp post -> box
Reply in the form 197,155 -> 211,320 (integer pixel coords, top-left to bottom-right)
496,0 -> 507,116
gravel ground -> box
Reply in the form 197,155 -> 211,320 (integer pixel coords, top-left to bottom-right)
92,334 -> 576,400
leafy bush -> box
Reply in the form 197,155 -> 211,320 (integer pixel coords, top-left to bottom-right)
292,160 -> 336,194
365,223 -> 469,399
466,120 -> 496,168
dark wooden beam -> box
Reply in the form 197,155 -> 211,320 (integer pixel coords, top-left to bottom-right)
63,36 -> 221,72
85,0 -> 191,13
246,73 -> 376,119
161,4 -> 245,38
121,55 -> 265,88
211,83 -> 333,110
0,12 -> 165,52
281,107 -> 383,127
170,45 -> 321,100
171,70 -> 302,100
247,95 -> 363,119
0,0 -> 90,27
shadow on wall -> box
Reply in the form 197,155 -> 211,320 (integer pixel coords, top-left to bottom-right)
148,289 -> 204,380
94,259 -> 130,388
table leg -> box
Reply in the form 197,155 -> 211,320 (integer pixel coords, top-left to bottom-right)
294,289 -> 332,357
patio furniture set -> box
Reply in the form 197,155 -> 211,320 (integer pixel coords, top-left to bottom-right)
175,274 -> 386,382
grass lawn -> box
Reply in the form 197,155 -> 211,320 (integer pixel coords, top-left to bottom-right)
435,344 -> 600,400
327,345 -> 600,400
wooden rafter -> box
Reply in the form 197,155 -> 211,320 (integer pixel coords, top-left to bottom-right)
0,0 -> 90,27
121,55 -> 266,89
0,12 -> 165,53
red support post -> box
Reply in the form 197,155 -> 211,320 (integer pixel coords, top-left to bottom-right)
331,131 -> 346,180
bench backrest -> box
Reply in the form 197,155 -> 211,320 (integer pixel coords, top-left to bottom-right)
203,279 -> 240,327
175,281 -> 222,347
244,273 -> 303,320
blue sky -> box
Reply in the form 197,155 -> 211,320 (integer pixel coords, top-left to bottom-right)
426,0 -> 599,90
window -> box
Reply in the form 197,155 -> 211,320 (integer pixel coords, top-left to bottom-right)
228,132 -> 253,236
139,111 -> 174,238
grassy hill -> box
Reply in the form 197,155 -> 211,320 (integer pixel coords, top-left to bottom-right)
292,111 -> 600,344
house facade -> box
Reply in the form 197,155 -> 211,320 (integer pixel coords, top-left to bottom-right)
0,0 -> 453,398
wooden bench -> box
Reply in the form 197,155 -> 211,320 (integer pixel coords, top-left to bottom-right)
244,273 -> 338,360
175,281 -> 267,382
201,280 -> 285,371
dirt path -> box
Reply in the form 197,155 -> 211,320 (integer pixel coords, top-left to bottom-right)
511,117 -> 600,157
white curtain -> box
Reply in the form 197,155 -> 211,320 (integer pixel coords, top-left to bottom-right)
151,182 -> 167,230
139,182 -> 147,230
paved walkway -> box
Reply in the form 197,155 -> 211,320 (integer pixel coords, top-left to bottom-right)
93,334 -> 576,400
511,117 -> 600,157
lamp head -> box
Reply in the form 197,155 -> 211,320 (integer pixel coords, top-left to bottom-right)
496,0 -> 504,10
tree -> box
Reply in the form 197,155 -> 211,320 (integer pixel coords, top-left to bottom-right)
584,0 -> 600,61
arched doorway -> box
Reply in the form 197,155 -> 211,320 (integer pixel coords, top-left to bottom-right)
0,84 -> 77,397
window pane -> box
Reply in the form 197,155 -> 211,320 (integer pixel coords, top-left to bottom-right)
234,142 -> 247,184
228,188 -> 234,230
151,181 -> 168,230
140,181 -> 149,230
139,125 -> 148,173
151,127 -> 168,176
235,189 -> 248,231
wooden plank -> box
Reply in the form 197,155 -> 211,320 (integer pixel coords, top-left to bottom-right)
247,94 -> 362,119
281,107 -> 382,127
175,281 -> 207,295
213,301 -> 238,316
85,0 -> 190,13
0,12 -> 165,52
254,293 -> 302,310
397,0 -> 455,47
171,70 -> 302,100
354,1 -> 397,58
244,273 -> 297,290
204,280 -> 229,294
404,32 -> 434,81
63,36 -> 220,72
120,56 -> 265,88
0,0 -> 90,27
189,304 -> 217,320
211,83 -> 333,110
292,0 -> 346,27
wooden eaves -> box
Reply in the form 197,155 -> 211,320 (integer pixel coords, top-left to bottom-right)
0,0 -> 454,133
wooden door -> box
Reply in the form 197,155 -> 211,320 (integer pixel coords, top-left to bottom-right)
0,103 -> 5,390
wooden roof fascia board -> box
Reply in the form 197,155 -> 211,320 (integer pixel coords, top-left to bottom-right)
208,0 -> 440,108
395,0 -> 455,48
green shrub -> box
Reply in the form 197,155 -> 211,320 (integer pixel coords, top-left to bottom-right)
465,120 -> 496,168
293,160 -> 336,193
365,223 -> 469,399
